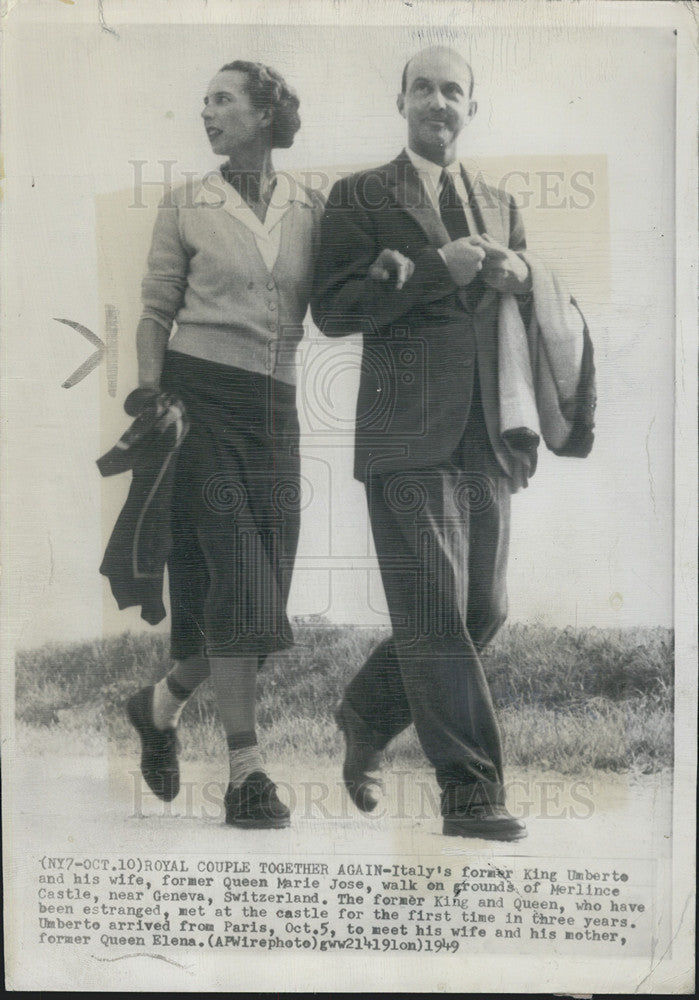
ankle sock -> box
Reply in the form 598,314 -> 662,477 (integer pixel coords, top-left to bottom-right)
226,732 -> 264,789
151,673 -> 191,730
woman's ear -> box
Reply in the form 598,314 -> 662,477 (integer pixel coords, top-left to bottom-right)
257,107 -> 272,130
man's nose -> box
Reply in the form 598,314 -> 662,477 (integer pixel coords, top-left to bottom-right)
428,88 -> 447,110
201,105 -> 214,121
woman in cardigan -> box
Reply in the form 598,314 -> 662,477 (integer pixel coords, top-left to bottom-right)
126,61 -> 323,829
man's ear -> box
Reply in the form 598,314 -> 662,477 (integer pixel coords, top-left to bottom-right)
467,99 -> 478,122
396,92 -> 406,118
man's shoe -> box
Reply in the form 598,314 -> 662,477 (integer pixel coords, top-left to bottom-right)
442,804 -> 527,841
224,771 -> 291,829
126,686 -> 180,802
334,702 -> 384,813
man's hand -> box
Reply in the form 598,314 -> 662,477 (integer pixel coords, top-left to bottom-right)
368,249 -> 415,290
438,237 -> 487,287
470,234 -> 531,294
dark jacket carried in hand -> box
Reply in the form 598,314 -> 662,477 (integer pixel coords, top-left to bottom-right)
98,389 -> 189,625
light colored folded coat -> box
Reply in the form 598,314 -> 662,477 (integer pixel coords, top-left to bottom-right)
498,253 -> 594,489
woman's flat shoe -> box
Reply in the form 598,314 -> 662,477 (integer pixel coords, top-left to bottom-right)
224,771 -> 290,828
126,686 -> 181,802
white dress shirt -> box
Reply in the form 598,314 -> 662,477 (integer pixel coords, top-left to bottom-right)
404,147 -> 480,235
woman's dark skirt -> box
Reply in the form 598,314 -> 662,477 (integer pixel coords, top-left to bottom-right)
161,350 -> 300,659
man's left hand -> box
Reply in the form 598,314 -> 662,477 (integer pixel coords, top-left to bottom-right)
470,234 -> 531,295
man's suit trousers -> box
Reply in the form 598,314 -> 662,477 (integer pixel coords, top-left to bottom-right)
346,392 -> 510,799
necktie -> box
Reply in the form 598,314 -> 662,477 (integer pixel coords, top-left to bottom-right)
438,169 -> 470,240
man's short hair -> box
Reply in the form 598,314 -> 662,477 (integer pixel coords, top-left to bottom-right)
400,53 -> 474,98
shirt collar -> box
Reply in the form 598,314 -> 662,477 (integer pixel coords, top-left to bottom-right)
192,171 -> 312,240
405,147 -> 462,186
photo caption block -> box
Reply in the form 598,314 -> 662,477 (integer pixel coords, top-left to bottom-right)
34,853 -> 656,956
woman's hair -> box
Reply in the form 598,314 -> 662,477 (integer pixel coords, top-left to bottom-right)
219,60 -> 301,148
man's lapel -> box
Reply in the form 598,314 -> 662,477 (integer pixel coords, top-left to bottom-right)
385,152 -> 449,247
386,152 -> 508,247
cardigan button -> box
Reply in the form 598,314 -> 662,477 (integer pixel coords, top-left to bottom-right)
268,301 -> 277,311
267,280 -> 275,290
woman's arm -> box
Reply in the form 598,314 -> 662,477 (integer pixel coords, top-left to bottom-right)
137,193 -> 190,388
136,317 -> 171,390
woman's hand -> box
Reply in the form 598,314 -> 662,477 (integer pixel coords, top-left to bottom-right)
124,385 -> 161,417
368,249 -> 415,290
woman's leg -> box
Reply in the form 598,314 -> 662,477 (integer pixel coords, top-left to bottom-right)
208,655 -> 264,785
151,655 -> 211,730
210,654 -> 290,828
127,654 -> 210,802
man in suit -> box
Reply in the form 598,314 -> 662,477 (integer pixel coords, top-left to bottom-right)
311,46 -> 541,841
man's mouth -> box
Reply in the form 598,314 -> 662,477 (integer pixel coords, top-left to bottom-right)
206,127 -> 223,139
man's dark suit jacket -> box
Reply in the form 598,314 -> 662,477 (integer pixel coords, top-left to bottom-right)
311,151 -> 529,482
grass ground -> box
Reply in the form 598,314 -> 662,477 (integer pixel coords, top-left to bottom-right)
15,621 -> 673,774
